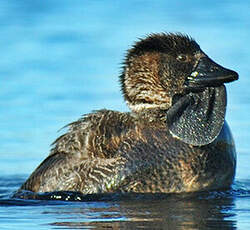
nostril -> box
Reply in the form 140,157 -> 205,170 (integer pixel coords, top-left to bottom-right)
210,66 -> 219,72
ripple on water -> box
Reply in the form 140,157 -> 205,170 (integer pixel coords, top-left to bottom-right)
0,177 -> 249,229
7,179 -> 250,204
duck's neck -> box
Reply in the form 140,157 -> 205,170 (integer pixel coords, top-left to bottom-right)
132,108 -> 167,124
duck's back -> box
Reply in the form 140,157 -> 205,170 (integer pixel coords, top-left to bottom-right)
20,109 -> 236,194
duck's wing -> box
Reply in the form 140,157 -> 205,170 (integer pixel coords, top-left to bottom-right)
20,110 -> 133,193
20,150 -> 126,193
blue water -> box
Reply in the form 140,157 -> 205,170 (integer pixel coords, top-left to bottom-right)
0,1 -> 250,229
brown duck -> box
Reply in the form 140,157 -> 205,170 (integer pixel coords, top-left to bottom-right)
20,33 -> 238,194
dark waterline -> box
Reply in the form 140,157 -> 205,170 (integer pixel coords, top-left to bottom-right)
1,175 -> 250,229
1,175 -> 249,229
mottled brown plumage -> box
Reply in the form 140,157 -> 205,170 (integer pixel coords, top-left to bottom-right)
20,33 -> 238,194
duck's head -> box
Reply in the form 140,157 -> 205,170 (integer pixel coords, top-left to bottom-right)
120,33 -> 238,146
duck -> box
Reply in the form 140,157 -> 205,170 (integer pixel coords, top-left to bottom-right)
20,33 -> 238,194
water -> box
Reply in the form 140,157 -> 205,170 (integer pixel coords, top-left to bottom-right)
0,0 -> 250,229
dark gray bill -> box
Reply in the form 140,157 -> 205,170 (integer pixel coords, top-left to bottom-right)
166,54 -> 238,146
184,56 -> 238,90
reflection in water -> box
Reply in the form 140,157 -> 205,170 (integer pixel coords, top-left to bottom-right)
6,172 -> 250,229
16,192 -> 235,229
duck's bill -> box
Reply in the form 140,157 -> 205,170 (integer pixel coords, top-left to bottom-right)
184,56 -> 238,90
167,55 -> 238,146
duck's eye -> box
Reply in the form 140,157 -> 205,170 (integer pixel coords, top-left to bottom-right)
177,54 -> 187,62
